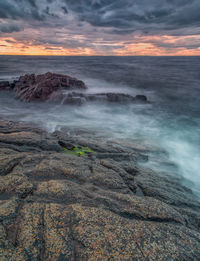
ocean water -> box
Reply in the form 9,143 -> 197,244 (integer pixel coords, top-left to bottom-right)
0,55 -> 200,197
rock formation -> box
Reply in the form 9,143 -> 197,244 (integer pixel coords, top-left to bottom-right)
0,119 -> 200,260
0,73 -> 149,105
0,81 -> 10,90
62,92 -> 148,105
13,72 -> 86,102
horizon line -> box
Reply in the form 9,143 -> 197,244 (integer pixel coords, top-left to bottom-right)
0,54 -> 200,57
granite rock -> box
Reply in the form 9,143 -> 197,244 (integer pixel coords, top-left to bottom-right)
0,120 -> 200,260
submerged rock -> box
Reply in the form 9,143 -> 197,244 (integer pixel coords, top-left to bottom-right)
86,92 -> 147,103
135,94 -> 148,102
62,92 -> 148,105
0,119 -> 200,260
13,72 -> 86,102
62,94 -> 85,105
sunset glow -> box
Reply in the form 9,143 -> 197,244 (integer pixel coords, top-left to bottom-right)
0,0 -> 200,56
1,34 -> 200,56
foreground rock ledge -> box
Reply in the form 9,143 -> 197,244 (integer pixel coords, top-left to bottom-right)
0,120 -> 200,260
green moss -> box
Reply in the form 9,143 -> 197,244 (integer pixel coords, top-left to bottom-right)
63,145 -> 96,158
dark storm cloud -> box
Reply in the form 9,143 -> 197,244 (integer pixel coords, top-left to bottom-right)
36,38 -> 93,49
61,6 -> 68,14
27,0 -> 37,8
63,0 -> 200,33
0,2 -> 22,19
46,0 -> 54,3
1,0 -> 200,35
44,6 -> 58,17
14,0 -> 38,8
0,0 -> 44,20
0,22 -> 21,33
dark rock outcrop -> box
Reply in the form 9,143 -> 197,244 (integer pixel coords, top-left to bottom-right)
135,94 -> 148,102
0,119 -> 200,260
86,92 -> 148,103
0,81 -> 10,90
13,72 -> 86,102
0,73 -> 149,105
62,92 -> 149,105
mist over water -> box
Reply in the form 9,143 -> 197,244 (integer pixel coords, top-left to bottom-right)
0,56 -> 200,197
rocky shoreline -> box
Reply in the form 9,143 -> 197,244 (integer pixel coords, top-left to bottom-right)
0,119 -> 200,260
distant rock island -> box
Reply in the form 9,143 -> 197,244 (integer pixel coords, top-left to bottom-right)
0,119 -> 200,260
0,72 -> 148,105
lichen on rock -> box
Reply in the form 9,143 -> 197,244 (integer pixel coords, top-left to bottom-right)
63,145 -> 96,158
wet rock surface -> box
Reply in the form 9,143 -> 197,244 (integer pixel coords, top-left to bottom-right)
0,73 -> 148,105
0,120 -> 200,260
3,72 -> 86,102
0,81 -> 10,91
62,92 -> 148,105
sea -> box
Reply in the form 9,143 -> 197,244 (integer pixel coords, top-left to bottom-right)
0,55 -> 200,197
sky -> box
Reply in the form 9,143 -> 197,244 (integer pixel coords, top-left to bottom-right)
0,0 -> 200,55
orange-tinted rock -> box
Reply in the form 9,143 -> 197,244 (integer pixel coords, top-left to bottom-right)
0,119 -> 200,260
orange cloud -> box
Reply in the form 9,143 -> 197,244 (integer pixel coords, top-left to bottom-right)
113,35 -> 200,56
1,35 -> 200,56
0,37 -> 96,55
